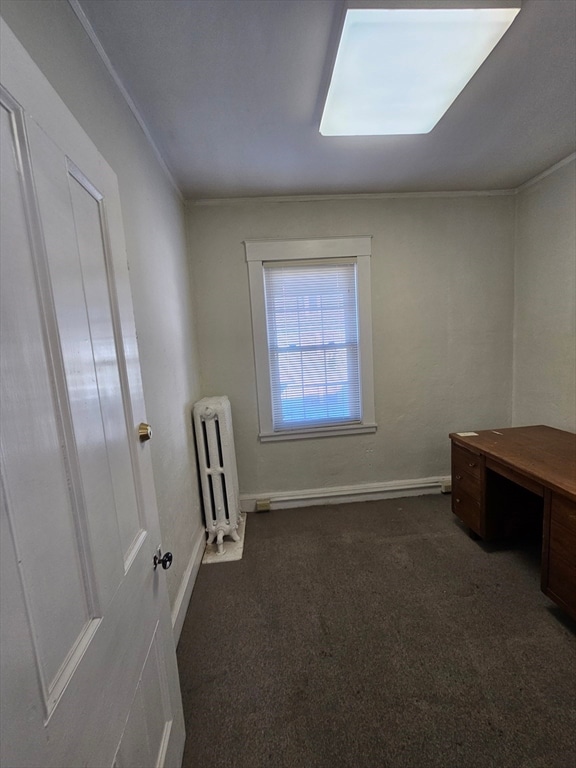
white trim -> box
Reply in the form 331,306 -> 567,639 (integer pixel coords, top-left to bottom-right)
190,188 -> 517,206
247,260 -> 274,430
245,235 -> 372,262
347,0 -> 521,8
240,475 -> 451,511
259,422 -> 377,442
246,237 -> 375,440
515,152 -> 576,193
155,720 -> 172,768
170,528 -> 205,644
357,249 -> 375,426
66,0 -> 183,202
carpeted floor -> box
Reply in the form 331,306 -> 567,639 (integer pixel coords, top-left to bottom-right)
177,494 -> 576,768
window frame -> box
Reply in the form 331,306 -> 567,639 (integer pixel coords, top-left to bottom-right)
245,236 -> 376,442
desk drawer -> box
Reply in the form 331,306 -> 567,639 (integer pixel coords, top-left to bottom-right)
452,444 -> 482,481
550,518 -> 576,564
543,493 -> 576,620
551,494 -> 576,536
453,467 -> 480,498
547,553 -> 576,619
452,489 -> 481,532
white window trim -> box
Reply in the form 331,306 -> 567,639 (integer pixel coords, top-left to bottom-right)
245,236 -> 376,442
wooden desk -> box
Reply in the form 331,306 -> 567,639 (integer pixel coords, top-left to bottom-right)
449,425 -> 576,620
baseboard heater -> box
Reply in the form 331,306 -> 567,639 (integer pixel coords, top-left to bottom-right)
193,396 -> 241,554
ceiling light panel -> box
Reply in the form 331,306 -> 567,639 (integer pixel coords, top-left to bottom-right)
320,6 -> 521,136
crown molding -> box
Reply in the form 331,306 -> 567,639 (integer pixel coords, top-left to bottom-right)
187,150 -> 575,206
188,188 -> 517,207
67,0 -> 183,202
515,152 -> 576,193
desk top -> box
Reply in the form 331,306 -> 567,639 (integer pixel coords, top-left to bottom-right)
449,425 -> 576,501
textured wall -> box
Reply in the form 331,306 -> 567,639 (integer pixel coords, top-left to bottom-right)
188,194 -> 516,497
1,1 -> 204,614
513,159 -> 576,430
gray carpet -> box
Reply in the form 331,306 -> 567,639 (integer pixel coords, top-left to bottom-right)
177,495 -> 576,768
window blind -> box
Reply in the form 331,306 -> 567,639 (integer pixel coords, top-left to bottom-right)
263,259 -> 361,431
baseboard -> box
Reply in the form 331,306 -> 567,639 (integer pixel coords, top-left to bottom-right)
171,528 -> 205,643
240,475 -> 451,511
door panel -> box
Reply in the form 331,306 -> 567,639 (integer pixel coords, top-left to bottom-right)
115,626 -> 174,768
26,116 -> 125,609
0,100 -> 94,699
140,628 -> 174,765
67,165 -> 143,561
0,18 -> 184,768
115,687 -> 154,768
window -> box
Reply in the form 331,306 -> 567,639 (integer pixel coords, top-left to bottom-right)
245,237 -> 376,441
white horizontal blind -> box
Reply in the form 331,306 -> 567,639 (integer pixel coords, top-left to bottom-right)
263,259 -> 361,431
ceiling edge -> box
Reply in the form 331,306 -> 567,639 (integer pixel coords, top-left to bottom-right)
187,151 -> 576,206
67,0 -> 183,201
515,153 -> 576,193
187,188 -> 517,207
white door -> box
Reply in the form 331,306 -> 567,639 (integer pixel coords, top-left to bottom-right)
0,20 -> 185,768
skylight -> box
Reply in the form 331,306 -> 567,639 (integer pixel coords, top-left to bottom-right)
320,5 -> 521,136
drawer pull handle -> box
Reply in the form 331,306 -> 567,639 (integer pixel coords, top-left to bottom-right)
468,462 -> 477,468
455,474 -> 462,481
455,498 -> 461,504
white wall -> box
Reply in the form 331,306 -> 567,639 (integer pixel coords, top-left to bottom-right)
1,1 -> 204,622
188,194 -> 516,499
513,158 -> 576,430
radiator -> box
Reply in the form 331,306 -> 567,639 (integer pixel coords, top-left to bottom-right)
193,396 -> 241,554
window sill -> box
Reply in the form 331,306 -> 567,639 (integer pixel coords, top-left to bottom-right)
259,423 -> 377,442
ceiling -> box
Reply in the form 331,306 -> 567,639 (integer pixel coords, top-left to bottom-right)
76,0 -> 576,200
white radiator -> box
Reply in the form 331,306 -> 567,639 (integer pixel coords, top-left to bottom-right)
193,396 -> 241,554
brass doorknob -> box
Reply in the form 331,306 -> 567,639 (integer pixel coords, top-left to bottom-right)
138,422 -> 152,442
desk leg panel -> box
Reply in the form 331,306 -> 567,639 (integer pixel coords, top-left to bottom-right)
542,490 -> 576,620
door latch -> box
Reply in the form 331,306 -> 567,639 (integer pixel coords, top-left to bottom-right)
153,548 -> 173,570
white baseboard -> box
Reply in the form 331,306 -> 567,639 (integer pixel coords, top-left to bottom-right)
240,475 -> 451,511
171,528 -> 205,643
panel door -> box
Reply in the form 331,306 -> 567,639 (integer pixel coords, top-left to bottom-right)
0,21 -> 184,768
